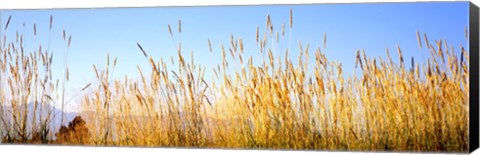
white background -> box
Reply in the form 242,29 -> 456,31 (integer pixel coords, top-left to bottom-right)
0,0 -> 478,155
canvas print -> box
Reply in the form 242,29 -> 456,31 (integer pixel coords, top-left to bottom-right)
0,1 -> 476,153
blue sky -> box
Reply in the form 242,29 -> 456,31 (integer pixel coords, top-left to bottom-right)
0,2 -> 469,111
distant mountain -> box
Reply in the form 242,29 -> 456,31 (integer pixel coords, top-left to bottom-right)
1,102 -> 79,134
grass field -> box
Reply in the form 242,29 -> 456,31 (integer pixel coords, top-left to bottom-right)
0,10 -> 470,152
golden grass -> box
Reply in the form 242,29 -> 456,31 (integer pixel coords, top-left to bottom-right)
0,10 -> 470,152
1,16 -> 58,143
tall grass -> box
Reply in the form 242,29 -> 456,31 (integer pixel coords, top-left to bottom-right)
0,15 -> 59,143
0,10 -> 469,152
